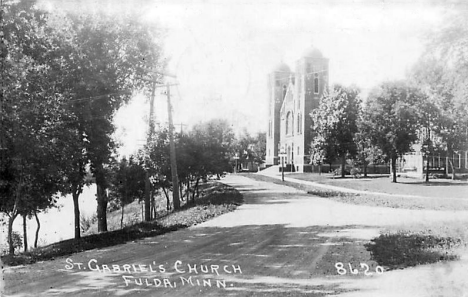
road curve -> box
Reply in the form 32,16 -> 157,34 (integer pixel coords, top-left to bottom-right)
4,175 -> 468,296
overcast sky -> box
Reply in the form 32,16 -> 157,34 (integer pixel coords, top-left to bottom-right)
42,0 -> 457,156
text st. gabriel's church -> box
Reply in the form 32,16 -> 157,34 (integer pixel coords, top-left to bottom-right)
266,47 -> 328,172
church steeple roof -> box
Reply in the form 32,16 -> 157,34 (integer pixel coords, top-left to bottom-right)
273,62 -> 291,73
302,46 -> 323,58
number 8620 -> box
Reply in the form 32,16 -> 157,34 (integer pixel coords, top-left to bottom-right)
335,262 -> 384,276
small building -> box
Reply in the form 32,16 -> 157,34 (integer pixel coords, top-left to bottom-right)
399,130 -> 468,179
265,47 -> 329,172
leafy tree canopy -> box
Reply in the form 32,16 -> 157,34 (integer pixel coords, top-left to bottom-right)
310,84 -> 361,176
364,81 -> 424,182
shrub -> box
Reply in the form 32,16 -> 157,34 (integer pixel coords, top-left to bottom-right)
350,167 -> 361,178
80,214 -> 97,233
365,231 -> 462,269
307,189 -> 355,198
2,231 -> 23,255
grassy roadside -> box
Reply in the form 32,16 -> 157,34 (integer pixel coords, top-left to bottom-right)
244,173 -> 467,270
246,173 -> 468,211
365,231 -> 463,270
289,172 -> 468,199
1,181 -> 242,267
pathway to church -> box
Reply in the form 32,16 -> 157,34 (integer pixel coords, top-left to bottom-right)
5,175 -> 468,296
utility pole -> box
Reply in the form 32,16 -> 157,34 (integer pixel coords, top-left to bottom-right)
173,123 -> 187,134
165,83 -> 180,210
138,65 -> 180,211
279,146 -> 286,182
144,80 -> 156,221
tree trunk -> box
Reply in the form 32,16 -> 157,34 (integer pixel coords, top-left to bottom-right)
9,180 -> 22,255
150,190 -> 156,219
94,164 -> 109,232
363,162 -> 368,177
426,129 -> 431,182
180,180 -> 184,201
72,187 -> 81,239
144,171 -> 151,221
8,213 -> 18,255
141,202 -> 144,221
120,203 -> 125,229
22,214 -> 28,252
341,155 -> 346,178
192,179 -> 198,204
34,211 -> 40,248
448,158 -> 456,180
162,187 -> 171,211
425,154 -> 430,182
96,183 -> 108,232
187,177 -> 192,204
196,178 -> 200,197
391,156 -> 397,183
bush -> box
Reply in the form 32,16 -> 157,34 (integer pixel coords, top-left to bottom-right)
333,167 -> 350,176
350,167 -> 361,178
307,189 -> 351,198
365,231 -> 462,270
80,214 -> 97,233
2,231 -> 23,255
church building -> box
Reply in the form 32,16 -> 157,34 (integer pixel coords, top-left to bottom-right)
265,47 -> 329,172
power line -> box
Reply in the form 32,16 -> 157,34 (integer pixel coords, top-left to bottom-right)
64,90 -> 133,104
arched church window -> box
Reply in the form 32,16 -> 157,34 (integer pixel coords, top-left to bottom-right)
268,120 -> 272,138
297,114 -> 302,134
286,112 -> 293,135
314,73 -> 319,94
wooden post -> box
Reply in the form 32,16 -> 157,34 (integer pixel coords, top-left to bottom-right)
145,81 -> 156,221
167,83 -> 180,210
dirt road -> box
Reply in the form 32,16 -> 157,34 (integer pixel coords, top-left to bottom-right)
4,175 -> 468,296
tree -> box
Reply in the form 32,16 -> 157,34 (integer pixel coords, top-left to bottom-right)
235,130 -> 266,172
364,81 -> 423,183
177,119 -> 234,204
355,122 -> 383,178
417,100 -> 440,182
47,10 -> 164,232
2,1 -> 165,248
310,85 -> 361,177
191,119 -> 235,177
1,0 -> 66,254
108,156 -> 145,228
145,129 -> 173,212
410,10 -> 468,179
145,120 -> 235,207
176,133 -> 204,203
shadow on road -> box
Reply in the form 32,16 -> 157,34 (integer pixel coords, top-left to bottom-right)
4,223 -> 380,297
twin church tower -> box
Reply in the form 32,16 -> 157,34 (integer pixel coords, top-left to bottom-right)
265,47 -> 329,172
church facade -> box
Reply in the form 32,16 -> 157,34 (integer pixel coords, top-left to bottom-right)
265,47 -> 329,172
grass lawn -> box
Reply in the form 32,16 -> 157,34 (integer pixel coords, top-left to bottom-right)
1,181 -> 242,266
246,173 -> 468,211
288,172 -> 468,199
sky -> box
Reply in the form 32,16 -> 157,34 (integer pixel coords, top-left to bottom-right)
41,0 -> 457,156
